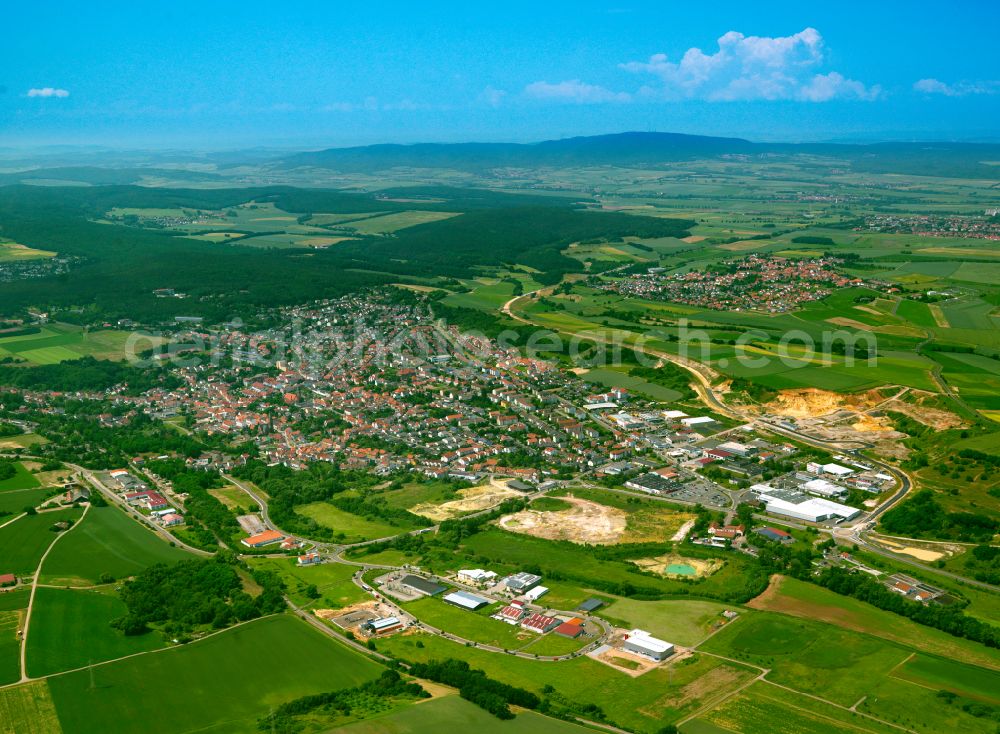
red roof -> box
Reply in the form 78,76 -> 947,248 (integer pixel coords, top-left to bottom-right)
242,529 -> 285,547
0,573 -> 16,585
555,622 -> 584,637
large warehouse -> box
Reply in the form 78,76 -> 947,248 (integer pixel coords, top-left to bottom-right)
623,629 -> 674,661
752,485 -> 860,523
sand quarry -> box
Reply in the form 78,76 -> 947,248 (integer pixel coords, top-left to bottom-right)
411,481 -> 521,522
498,495 -> 627,545
631,554 -> 724,579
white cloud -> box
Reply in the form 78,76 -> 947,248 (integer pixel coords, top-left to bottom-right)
479,86 -> 507,108
914,78 -> 998,96
524,79 -> 630,104
622,28 -> 877,102
27,87 -> 69,98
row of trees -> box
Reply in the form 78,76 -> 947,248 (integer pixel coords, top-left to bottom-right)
406,659 -> 539,719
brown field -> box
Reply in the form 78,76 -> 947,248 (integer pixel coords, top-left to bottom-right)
0,681 -> 62,734
299,236 -> 354,247
497,495 -> 626,544
928,303 -> 950,328
411,481 -> 520,522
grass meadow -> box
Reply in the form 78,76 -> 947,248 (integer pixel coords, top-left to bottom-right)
45,615 -> 383,734
0,508 -> 84,576
39,504 -> 191,586
26,587 -> 166,677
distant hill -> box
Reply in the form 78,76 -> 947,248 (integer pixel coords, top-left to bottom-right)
281,131 -> 1000,179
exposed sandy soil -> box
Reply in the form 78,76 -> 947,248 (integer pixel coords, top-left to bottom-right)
852,414 -> 894,433
411,481 -> 521,522
826,317 -> 874,330
682,235 -> 707,243
870,535 -> 966,562
883,392 -> 968,430
497,495 -> 627,544
630,554 -> 724,579
641,665 -> 746,714
929,304 -> 950,328
589,647 -> 659,677
763,388 -> 885,419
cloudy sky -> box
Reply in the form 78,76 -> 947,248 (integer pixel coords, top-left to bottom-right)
4,0 -> 1000,148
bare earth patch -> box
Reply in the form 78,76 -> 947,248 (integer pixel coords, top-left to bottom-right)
411,481 -> 520,522
630,554 -> 724,579
497,495 -> 627,544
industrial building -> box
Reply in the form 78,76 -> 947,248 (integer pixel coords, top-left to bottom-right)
623,629 -> 674,661
362,617 -> 403,635
751,484 -> 860,523
443,590 -> 490,610
504,572 -> 542,593
400,575 -> 447,597
457,568 -> 498,586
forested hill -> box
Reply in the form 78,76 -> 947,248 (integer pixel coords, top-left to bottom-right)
0,184 -> 692,324
281,131 -> 1000,179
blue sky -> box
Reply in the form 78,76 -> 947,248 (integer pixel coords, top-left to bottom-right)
5,1 -> 1000,148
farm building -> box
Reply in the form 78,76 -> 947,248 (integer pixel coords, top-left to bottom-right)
444,590 -> 490,610
160,513 -> 184,527
494,602 -> 527,624
504,572 -> 542,593
521,613 -> 560,634
555,620 -> 585,638
362,617 -> 403,635
523,585 -> 549,602
755,527 -> 793,543
576,598 -> 604,613
708,523 -> 744,539
0,573 -> 17,588
400,575 -> 447,597
457,569 -> 497,586
241,529 -> 285,548
623,629 -> 674,661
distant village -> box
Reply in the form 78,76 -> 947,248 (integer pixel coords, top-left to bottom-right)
601,254 -> 887,312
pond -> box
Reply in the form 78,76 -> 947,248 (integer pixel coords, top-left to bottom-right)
666,563 -> 697,576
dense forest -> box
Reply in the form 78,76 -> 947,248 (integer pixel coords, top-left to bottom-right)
0,184 -> 691,323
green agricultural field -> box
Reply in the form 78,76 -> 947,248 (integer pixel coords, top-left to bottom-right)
0,681 -> 62,734
601,598 -> 737,647
39,504 -> 191,586
891,654 -> 1000,703
696,681 -> 902,734
380,632 -> 756,733
347,210 -> 460,235
0,488 -> 54,517
0,324 -> 151,365
746,577 -> 1000,671
44,615 -> 384,734
0,462 -> 40,491
248,557 -> 367,609
0,240 -> 56,262
297,501 -> 419,543
336,694 -> 593,733
0,508 -> 84,576
26,587 -> 166,677
516,629 -> 590,657
0,590 -> 27,685
858,676 -> 999,734
701,612 -> 912,706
